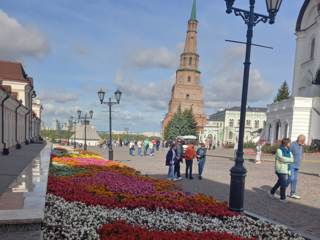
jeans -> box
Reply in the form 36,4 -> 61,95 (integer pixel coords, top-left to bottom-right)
185,160 -> 193,178
271,173 -> 289,200
138,147 -> 142,156
289,167 -> 299,195
198,159 -> 206,176
168,165 -> 174,179
174,160 -> 181,178
130,148 -> 135,156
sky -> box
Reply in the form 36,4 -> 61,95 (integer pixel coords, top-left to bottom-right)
0,0 -> 304,132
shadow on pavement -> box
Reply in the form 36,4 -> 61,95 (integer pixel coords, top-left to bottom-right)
149,173 -> 320,240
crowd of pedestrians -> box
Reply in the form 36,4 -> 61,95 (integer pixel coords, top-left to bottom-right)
165,139 -> 207,181
128,139 -> 161,157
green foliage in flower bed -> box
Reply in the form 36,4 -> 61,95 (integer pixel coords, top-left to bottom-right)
262,144 -> 279,154
50,164 -> 87,177
243,142 -> 256,149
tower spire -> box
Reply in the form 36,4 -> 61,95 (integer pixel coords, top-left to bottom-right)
190,0 -> 197,21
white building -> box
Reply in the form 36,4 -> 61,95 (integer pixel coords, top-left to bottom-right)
70,121 -> 102,147
0,60 -> 43,154
201,107 -> 267,145
265,0 -> 320,144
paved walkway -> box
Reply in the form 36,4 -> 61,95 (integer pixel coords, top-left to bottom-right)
0,143 -> 46,195
95,147 -> 320,240
0,142 -> 47,240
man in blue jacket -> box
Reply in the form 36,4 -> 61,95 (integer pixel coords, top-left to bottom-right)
289,135 -> 305,199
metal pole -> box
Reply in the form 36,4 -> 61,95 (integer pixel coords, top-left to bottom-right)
229,0 -> 254,212
74,122 -> 76,149
84,117 -> 87,151
109,98 -> 113,160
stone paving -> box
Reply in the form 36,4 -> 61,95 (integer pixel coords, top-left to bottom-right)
95,146 -> 320,240
0,142 -> 47,240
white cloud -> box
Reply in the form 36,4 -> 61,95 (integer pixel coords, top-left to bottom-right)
114,70 -> 174,111
39,90 -> 79,104
0,10 -> 49,59
205,46 -> 274,108
127,47 -> 178,69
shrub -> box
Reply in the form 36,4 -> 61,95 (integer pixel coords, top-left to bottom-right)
262,144 -> 278,154
243,142 -> 256,149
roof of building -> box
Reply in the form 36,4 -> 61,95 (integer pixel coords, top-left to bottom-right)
208,110 -> 225,121
296,0 -> 311,32
71,123 -> 102,141
225,106 -> 267,113
0,60 -> 29,82
190,0 -> 197,21
208,106 -> 267,121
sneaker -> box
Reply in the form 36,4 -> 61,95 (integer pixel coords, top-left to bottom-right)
268,192 -> 275,199
173,178 -> 178,181
279,199 -> 287,203
177,177 -> 183,181
189,176 -> 194,180
198,176 -> 202,180
289,194 -> 301,199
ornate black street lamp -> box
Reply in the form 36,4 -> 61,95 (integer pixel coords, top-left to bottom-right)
77,110 -> 93,151
224,0 -> 282,212
98,89 -> 122,160
70,116 -> 78,149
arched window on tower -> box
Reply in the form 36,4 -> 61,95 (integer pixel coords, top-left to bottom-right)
187,76 -> 191,82
311,38 -> 316,60
186,94 -> 190,99
189,57 -> 192,65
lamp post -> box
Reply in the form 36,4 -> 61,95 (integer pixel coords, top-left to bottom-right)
98,89 -> 122,160
77,110 -> 93,151
70,116 -> 78,149
224,0 -> 282,212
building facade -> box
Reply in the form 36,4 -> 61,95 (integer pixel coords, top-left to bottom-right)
265,0 -> 320,144
162,0 -> 207,134
0,60 -> 43,154
201,107 -> 267,145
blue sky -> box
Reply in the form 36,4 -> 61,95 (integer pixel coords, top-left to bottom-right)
0,0 -> 303,132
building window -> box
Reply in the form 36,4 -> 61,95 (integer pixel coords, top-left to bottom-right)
254,120 -> 259,128
311,38 -> 316,60
11,92 -> 18,99
188,76 -> 191,82
229,119 -> 234,127
246,120 -> 251,127
238,119 -> 240,126
189,57 -> 192,65
186,94 -> 190,99
284,123 -> 289,138
229,131 -> 233,140
263,121 -> 267,127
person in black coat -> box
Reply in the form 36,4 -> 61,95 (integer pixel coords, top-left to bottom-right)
166,143 -> 176,180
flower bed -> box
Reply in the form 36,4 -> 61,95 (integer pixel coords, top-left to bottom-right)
43,148 -> 305,240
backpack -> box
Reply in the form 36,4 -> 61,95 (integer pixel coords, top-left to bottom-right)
185,146 -> 195,160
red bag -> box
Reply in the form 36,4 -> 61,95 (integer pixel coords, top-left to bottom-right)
185,146 -> 195,160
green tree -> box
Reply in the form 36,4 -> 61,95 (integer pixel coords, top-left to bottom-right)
274,81 -> 290,103
164,105 -> 198,140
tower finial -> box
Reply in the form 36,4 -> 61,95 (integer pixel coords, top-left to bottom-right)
190,0 -> 197,20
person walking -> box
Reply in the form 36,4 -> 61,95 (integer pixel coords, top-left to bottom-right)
174,139 -> 184,180
137,140 -> 143,157
256,142 -> 262,164
270,138 -> 294,202
288,135 -> 305,199
166,143 -> 176,180
185,144 -> 197,179
143,139 -> 149,156
129,141 -> 135,156
197,143 -> 207,180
